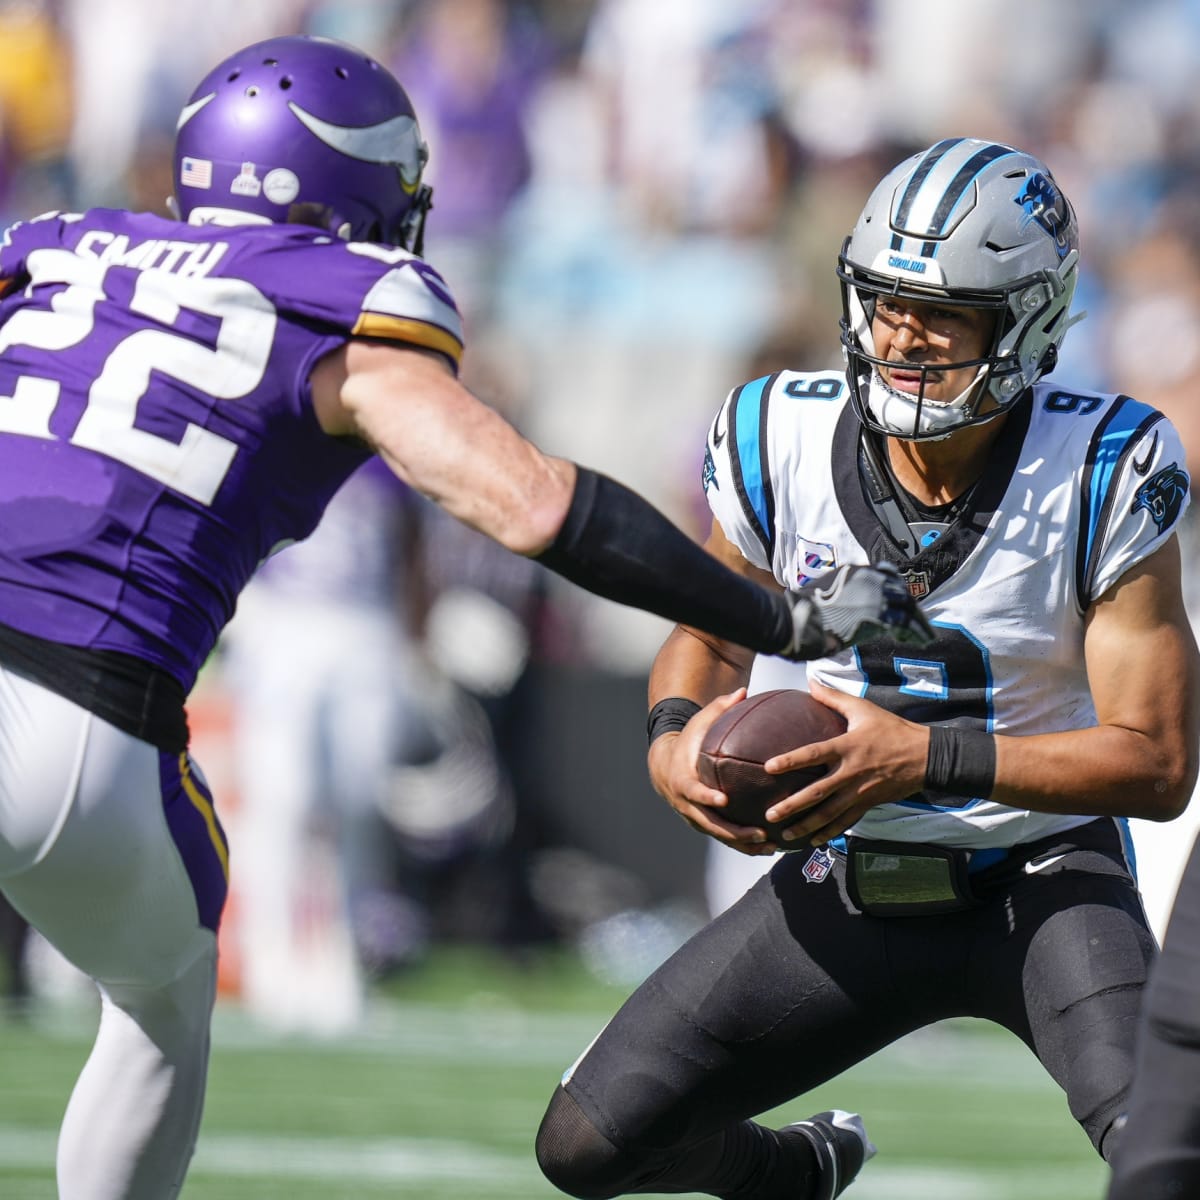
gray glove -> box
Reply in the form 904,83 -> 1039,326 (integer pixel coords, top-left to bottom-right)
782,562 -> 934,660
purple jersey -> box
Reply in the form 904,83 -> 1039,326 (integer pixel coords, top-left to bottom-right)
0,208 -> 463,691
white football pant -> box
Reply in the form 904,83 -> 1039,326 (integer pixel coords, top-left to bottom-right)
0,662 -> 225,1199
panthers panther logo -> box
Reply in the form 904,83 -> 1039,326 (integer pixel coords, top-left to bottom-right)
1131,462 -> 1190,530
1014,172 -> 1073,260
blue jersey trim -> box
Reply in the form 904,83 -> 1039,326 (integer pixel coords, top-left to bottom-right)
1078,396 -> 1160,604
1116,816 -> 1137,881
829,837 -> 1024,874
731,374 -> 774,561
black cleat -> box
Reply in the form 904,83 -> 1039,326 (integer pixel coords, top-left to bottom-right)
783,1110 -> 876,1200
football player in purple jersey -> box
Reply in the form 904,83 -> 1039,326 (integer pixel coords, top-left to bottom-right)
0,35 -> 931,1200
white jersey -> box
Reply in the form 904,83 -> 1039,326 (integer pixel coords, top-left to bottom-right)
702,369 -> 1191,850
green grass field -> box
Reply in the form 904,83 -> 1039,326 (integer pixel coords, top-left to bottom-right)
0,946 -> 1110,1199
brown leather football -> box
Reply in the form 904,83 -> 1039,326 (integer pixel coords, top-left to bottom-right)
696,689 -> 847,835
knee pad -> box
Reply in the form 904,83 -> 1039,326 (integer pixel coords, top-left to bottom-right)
536,1087 -> 644,1200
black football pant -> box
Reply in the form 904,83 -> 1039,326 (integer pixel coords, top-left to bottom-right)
1106,830 -> 1200,1198
539,820 -> 1151,1198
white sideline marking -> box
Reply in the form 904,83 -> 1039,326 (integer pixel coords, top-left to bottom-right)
852,1163 -> 1105,1199
192,1134 -> 528,1183
0,1126 -> 1105,1197
0,1015 -> 1107,1196
0,1127 -> 527,1185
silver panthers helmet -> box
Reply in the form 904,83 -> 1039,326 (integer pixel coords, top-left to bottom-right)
838,138 -> 1080,440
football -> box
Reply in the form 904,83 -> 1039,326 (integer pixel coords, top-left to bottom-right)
696,689 -> 847,837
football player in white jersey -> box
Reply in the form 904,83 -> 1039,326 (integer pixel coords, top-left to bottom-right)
535,139 -> 1200,1200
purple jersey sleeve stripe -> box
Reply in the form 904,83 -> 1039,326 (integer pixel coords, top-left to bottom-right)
0,210 -> 459,684
351,313 -> 464,366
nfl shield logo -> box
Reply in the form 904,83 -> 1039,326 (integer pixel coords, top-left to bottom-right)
904,568 -> 931,598
802,848 -> 834,884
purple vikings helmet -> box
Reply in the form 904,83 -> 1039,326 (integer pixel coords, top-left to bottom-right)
173,36 -> 432,251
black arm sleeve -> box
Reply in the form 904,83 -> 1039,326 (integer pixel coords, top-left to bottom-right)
534,467 -> 794,655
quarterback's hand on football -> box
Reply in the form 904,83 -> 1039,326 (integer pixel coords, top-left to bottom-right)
764,682 -> 932,846
781,563 -> 934,660
647,689 -> 778,856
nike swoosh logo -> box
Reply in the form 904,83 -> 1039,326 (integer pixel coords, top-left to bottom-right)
1023,853 -> 1067,876
713,408 -> 728,448
1133,430 -> 1159,476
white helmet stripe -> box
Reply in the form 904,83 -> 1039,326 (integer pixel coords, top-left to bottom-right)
287,102 -> 424,182
901,142 -> 1017,242
177,92 -> 215,131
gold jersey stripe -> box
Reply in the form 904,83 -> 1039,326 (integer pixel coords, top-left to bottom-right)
178,752 -> 230,881
351,314 -> 464,367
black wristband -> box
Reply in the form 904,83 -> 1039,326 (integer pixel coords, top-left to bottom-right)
647,697 -> 702,745
534,467 -> 795,655
925,726 -> 997,798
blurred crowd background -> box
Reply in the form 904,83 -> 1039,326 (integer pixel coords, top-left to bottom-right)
3,0 -> 1200,1030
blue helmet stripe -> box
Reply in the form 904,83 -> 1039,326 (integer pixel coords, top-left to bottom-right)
889,137 -> 964,252
891,141 -> 1017,258
923,143 -> 1017,238
912,145 -> 1017,258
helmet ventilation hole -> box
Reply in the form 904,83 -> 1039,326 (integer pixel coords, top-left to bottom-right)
176,36 -> 430,252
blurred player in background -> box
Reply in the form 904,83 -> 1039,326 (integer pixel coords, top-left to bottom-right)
221,458 -> 433,1033
1107,830 -> 1200,1194
536,139 -> 1200,1199
0,34 -> 930,1200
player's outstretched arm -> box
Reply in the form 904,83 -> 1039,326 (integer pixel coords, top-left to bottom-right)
312,340 -> 930,660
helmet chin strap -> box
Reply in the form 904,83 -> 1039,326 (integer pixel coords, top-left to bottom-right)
867,364 -> 992,440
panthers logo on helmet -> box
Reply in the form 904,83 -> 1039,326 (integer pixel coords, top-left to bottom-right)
1131,462 -> 1190,530
1014,173 -> 1072,260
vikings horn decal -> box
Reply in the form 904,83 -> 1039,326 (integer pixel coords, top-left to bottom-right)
176,94 -> 215,130
288,104 -> 425,186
